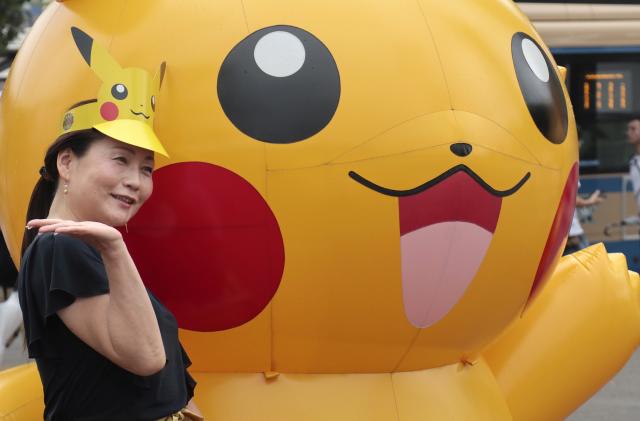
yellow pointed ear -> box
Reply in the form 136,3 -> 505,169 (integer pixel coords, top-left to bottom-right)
70,27 -> 122,82
558,66 -> 567,83
152,62 -> 167,90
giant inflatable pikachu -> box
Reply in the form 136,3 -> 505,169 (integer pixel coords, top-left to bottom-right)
1,1 -> 639,420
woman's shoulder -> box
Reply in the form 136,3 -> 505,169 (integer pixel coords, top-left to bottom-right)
21,233 -> 102,273
19,232 -> 109,314
27,232 -> 98,256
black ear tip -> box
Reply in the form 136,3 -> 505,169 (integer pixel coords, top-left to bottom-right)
70,26 -> 89,43
70,26 -> 93,65
159,61 -> 167,86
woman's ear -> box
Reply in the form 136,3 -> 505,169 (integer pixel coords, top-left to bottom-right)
57,148 -> 74,182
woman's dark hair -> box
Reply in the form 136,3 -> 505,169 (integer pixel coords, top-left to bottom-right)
21,128 -> 105,256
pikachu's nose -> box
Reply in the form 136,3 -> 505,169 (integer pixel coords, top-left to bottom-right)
450,143 -> 472,157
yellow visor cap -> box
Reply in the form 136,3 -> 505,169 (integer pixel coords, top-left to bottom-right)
60,26 -> 169,157
94,119 -> 169,157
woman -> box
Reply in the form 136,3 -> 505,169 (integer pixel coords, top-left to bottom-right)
18,124 -> 203,420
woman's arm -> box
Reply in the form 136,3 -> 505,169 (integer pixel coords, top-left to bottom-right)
58,241 -> 166,375
186,398 -> 203,415
29,219 -> 166,376
185,398 -> 204,420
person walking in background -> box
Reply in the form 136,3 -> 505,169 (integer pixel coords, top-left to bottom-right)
627,116 -> 640,213
564,125 -> 605,255
564,190 -> 604,255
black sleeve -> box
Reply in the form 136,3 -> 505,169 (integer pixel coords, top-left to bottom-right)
44,234 -> 110,317
18,233 -> 110,357
179,342 -> 197,399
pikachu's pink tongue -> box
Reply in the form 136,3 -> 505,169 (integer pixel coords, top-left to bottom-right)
400,222 -> 493,328
398,171 -> 501,328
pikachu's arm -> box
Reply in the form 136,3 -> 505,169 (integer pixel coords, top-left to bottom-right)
0,363 -> 43,419
484,243 -> 640,421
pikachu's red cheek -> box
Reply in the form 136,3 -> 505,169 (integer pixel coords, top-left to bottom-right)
100,102 -> 119,121
123,162 -> 285,332
526,163 -> 578,305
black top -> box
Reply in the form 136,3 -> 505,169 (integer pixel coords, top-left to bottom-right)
17,233 -> 196,421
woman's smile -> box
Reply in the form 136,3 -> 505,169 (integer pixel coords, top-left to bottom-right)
111,193 -> 137,208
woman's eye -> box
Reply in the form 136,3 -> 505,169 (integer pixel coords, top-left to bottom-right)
142,166 -> 154,175
114,156 -> 127,164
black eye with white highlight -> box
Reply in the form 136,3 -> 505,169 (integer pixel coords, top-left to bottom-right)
111,83 -> 128,100
218,25 -> 341,144
512,32 -> 568,144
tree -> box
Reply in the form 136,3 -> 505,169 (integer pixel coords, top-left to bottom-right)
0,0 -> 29,53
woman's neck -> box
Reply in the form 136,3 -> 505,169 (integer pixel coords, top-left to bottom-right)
47,193 -> 80,221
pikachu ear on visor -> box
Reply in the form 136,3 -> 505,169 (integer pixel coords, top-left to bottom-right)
70,27 -> 122,82
153,62 -> 167,91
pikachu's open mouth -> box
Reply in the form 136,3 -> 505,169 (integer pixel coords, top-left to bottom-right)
350,165 -> 530,328
130,109 -> 150,119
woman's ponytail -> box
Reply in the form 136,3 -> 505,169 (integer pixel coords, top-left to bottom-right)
20,128 -> 103,257
20,173 -> 57,257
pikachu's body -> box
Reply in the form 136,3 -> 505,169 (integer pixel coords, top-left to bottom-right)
1,1 -> 639,420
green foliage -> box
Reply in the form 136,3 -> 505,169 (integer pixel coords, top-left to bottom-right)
0,0 -> 29,53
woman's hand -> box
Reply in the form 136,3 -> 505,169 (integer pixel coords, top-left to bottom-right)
26,219 -> 124,255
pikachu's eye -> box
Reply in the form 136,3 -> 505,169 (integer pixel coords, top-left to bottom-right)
111,83 -> 128,100
512,33 -> 568,144
151,95 -> 156,112
218,25 -> 341,144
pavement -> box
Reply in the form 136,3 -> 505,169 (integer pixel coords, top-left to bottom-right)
568,350 -> 640,421
1,328 -> 28,371
1,331 -> 640,419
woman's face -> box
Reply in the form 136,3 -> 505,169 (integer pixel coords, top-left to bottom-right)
60,136 -> 154,226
